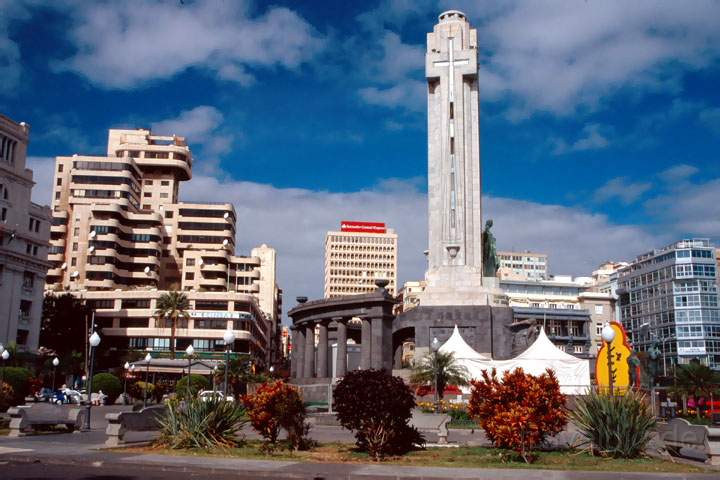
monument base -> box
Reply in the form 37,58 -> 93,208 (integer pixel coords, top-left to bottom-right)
419,267 -> 508,306
393,305 -> 515,364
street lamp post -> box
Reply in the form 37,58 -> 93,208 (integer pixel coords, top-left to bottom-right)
431,337 -> 440,413
0,346 -> 10,387
185,345 -> 195,399
601,323 -> 616,396
143,353 -> 152,408
52,357 -> 60,391
223,329 -> 235,397
212,365 -> 218,395
84,331 -> 101,431
123,361 -> 130,404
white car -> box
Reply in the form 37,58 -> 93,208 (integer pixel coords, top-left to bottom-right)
198,390 -> 234,402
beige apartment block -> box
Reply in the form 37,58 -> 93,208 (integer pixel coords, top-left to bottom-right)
397,280 -> 427,313
324,221 -> 398,298
497,251 -> 548,281
46,128 -> 280,363
0,115 -> 51,351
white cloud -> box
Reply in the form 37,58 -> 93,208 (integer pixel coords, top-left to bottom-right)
356,1 -> 720,116
645,177 -> 720,237
179,174 -> 666,320
594,177 -> 652,205
658,164 -> 699,184
452,0 -> 720,116
55,0 -> 325,89
552,124 -> 610,155
0,0 -> 31,95
359,81 -> 426,111
150,105 -> 233,161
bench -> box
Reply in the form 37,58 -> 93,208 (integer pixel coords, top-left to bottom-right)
658,418 -> 720,466
7,404 -> 83,437
105,405 -> 167,447
411,410 -> 451,445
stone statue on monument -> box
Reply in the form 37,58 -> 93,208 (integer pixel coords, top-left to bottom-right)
482,219 -> 498,278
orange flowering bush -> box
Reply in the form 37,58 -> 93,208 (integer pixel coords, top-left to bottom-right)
468,368 -> 566,463
242,380 -> 310,451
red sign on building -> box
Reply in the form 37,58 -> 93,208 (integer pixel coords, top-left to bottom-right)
340,221 -> 387,234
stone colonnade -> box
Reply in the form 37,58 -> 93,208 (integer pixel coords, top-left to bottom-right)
288,283 -> 396,380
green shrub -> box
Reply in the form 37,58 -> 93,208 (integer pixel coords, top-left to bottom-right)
129,381 -> 154,401
569,389 -> 656,458
176,374 -> 210,399
91,373 -> 122,404
0,367 -> 32,405
334,369 -> 424,460
158,397 -> 247,449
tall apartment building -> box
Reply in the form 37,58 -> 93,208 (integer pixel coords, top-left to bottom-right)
46,128 -> 280,363
618,239 -> 719,370
497,251 -> 548,280
0,115 -> 51,351
324,221 -> 398,298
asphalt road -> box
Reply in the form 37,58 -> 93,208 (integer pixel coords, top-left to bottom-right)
0,461 -> 267,480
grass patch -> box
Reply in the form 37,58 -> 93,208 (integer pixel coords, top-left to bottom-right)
121,441 -> 708,473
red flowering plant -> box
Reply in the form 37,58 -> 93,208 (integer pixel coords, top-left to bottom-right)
468,367 -> 567,463
242,380 -> 310,452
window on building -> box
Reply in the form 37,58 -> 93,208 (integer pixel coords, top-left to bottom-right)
143,192 -> 151,197
32,245 -> 38,256
1,207 -> 7,221
186,258 -> 195,266
144,180 -> 153,186
19,300 -> 32,320
56,178 -> 62,186
26,243 -> 32,254
22,271 -> 34,289
73,227 -> 79,236
58,164 -> 63,172
16,329 -> 29,345
165,211 -> 173,219
185,272 -> 195,280
161,180 -> 169,186
595,304 -> 604,314
573,345 -> 584,354
160,193 -> 168,198
55,192 -> 61,200
142,204 -> 151,210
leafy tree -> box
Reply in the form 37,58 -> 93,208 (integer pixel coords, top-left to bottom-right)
410,350 -> 469,403
214,354 -> 264,397
40,293 -> 88,368
154,291 -> 190,356
91,373 -> 122,404
675,360 -> 720,418
468,368 -> 567,463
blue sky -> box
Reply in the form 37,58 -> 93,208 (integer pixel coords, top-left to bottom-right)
2,0 -> 720,305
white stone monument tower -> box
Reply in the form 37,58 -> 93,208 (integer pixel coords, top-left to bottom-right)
420,10 -> 504,306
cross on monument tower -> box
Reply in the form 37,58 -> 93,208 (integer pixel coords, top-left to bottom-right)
420,10 -> 504,306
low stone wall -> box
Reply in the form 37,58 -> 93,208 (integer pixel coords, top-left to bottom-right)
658,417 -> 720,466
7,404 -> 82,437
105,405 -> 166,447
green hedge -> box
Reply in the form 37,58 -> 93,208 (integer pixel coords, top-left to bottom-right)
0,367 -> 32,406
91,373 -> 122,404
176,374 -> 210,399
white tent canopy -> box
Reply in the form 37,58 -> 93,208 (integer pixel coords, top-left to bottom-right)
439,325 -> 590,394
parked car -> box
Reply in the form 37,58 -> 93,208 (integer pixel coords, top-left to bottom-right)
198,390 -> 234,402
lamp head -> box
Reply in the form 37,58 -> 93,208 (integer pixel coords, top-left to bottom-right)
223,329 -> 235,345
1,350 -> 9,360
89,331 -> 101,347
185,345 -> 194,357
431,337 -> 440,352
144,353 -> 152,363
269,366 -> 274,373
124,361 -> 130,369
601,323 -> 616,343
52,357 -> 60,367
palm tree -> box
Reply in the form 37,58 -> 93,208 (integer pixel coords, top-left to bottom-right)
154,291 -> 190,356
675,361 -> 720,419
410,350 -> 469,407
214,354 -> 258,397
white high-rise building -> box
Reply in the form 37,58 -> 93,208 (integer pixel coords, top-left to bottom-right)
0,115 -> 51,351
324,221 -> 397,298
